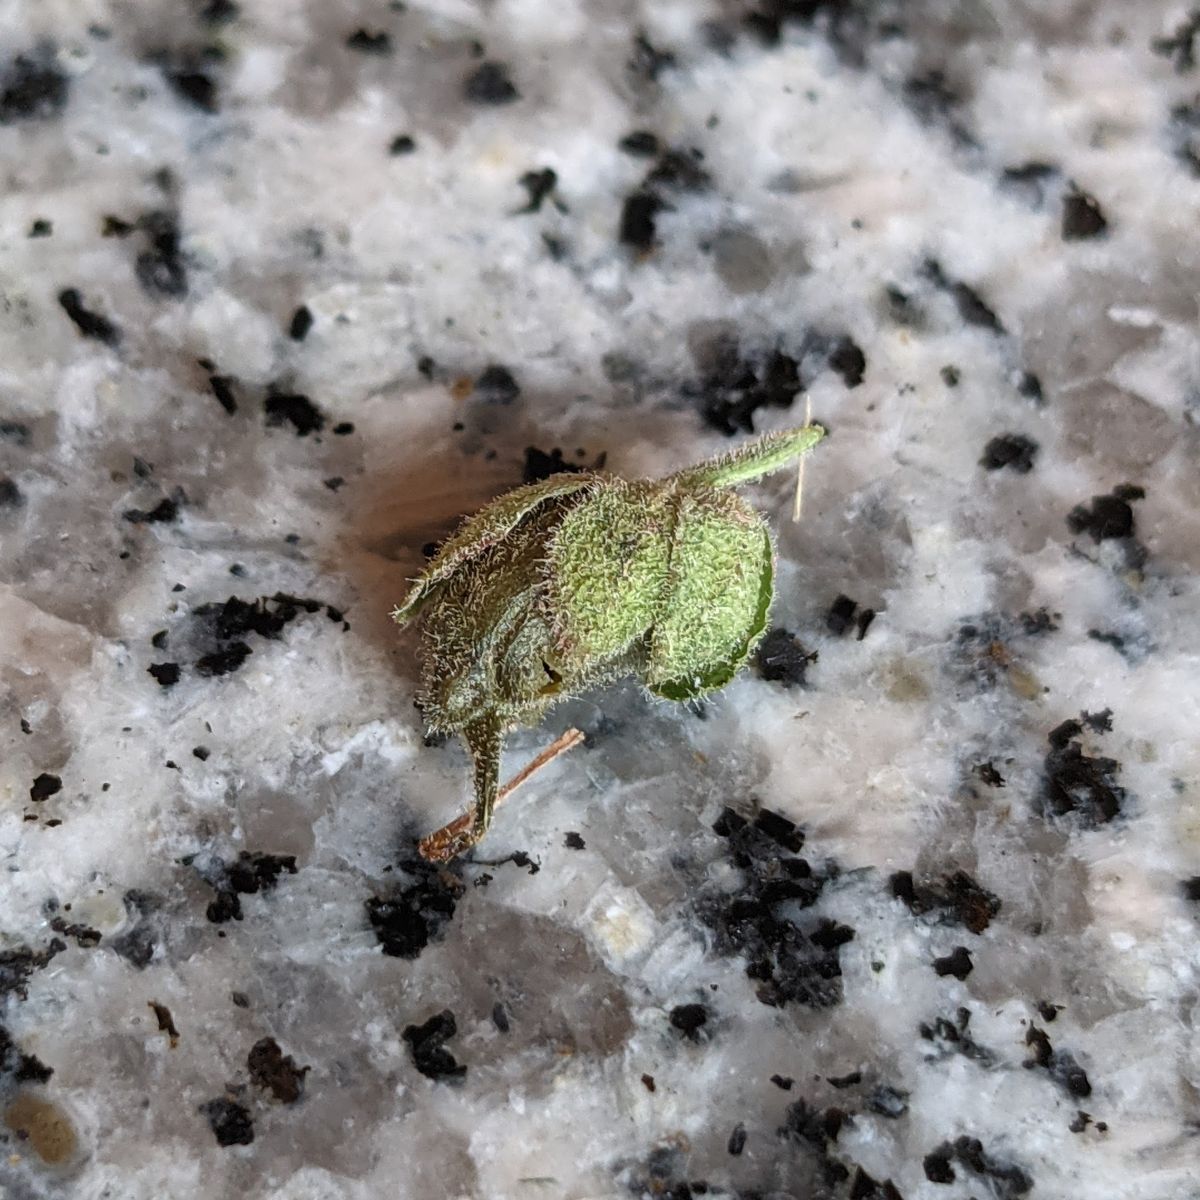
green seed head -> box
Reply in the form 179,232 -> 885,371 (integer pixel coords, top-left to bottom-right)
393,422 -> 825,855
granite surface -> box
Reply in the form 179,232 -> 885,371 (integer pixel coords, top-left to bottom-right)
1,2 -> 1199,1198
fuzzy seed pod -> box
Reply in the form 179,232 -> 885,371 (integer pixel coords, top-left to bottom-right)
393,424 -> 825,859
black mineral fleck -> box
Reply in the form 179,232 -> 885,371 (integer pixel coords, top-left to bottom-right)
204,851 -> 297,923
867,1084 -> 909,1119
619,190 -> 666,251
148,662 -> 181,687
924,260 -> 1004,333
949,279 -> 1002,331
1170,100 -> 1200,176
48,917 -> 100,948
209,374 -> 238,414
1041,713 -> 1126,827
891,869 -> 1000,934
1067,485 -> 1144,542
645,147 -> 710,193
200,0 -> 239,23
403,1010 -> 466,1081
619,130 -> 660,157
389,133 -> 416,155
58,288 -> 121,346
0,420 -> 31,445
1000,161 -> 1060,207
0,51 -> 69,123
686,338 -> 824,434
288,305 -> 314,341
849,1167 -> 903,1199
523,446 -> 583,484
1016,370 -> 1044,404
464,61 -> 518,104
345,28 -> 391,54
135,211 -> 188,298
206,893 -> 238,926
195,642 -> 251,677
668,1003 -> 709,1041
754,808 -> 804,853
903,70 -> 966,133
919,1008 -> 995,1066
248,1037 -> 308,1103
29,773 -> 62,802
740,0 -> 876,65
975,761 -> 1006,787
826,336 -> 866,387
948,1136 -> 1033,1197
698,806 -> 850,1009
517,167 -> 558,213
264,392 -> 325,436
1020,607 -> 1059,635
779,1097 -> 853,1186
110,893 -> 158,968
756,627 -> 816,688
981,434 -> 1038,473
826,595 -> 858,636
161,54 -> 220,113
884,284 -> 920,325
629,30 -> 675,82
200,1097 -> 254,1146
366,857 -> 464,958
1062,188 -> 1108,240
123,497 -> 179,524
189,594 -> 335,680
923,1147 -> 955,1184
0,1025 -> 53,1083
231,853 -> 294,892
475,364 -> 520,404
622,1144 -> 719,1199
102,215 -> 136,237
1152,9 -> 1200,72
1024,1024 -> 1091,1097
0,936 -> 63,1003
1086,630 -> 1128,658
933,946 -> 973,979
0,478 -> 22,508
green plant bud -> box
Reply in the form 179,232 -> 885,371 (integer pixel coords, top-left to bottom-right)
393,423 -> 825,858
645,487 -> 773,701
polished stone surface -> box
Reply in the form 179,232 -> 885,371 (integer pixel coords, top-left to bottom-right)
1,3 -> 1198,1197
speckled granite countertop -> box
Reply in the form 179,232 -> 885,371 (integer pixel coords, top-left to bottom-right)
2,2 -> 1199,1198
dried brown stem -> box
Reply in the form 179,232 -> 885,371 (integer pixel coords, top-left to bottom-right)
418,727 -> 586,862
